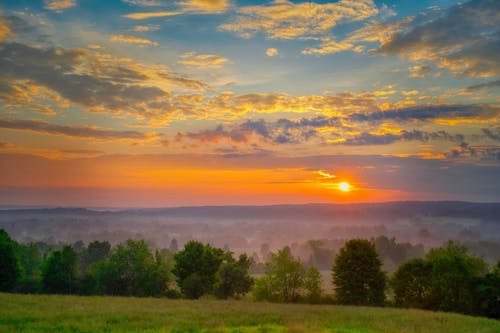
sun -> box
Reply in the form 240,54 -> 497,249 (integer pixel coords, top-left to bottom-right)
338,181 -> 351,192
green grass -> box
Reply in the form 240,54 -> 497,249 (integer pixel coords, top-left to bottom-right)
1,293 -> 499,333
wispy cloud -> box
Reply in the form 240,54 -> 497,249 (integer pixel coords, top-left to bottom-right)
177,0 -> 229,14
109,34 -> 158,46
0,117 -> 155,141
124,10 -> 180,20
464,80 -> 500,92
124,0 -> 229,19
123,0 -> 163,7
178,52 -> 229,68
132,24 -> 160,32
44,0 -> 76,12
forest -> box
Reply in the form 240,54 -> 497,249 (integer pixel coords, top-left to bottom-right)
1,228 -> 499,319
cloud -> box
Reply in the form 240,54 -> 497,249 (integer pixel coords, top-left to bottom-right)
300,16 -> 413,55
177,0 -> 229,14
342,130 -> 464,146
218,0 -> 378,40
0,117 -> 155,141
44,0 -> 76,12
109,34 -> 158,46
176,120 -> 271,144
464,79 -> 500,92
377,0 -> 500,77
0,18 -> 209,125
445,142 -> 500,161
124,11 -> 181,20
178,52 -> 229,68
266,48 -> 279,57
200,91 -> 379,116
408,65 -> 432,78
302,39 -> 354,55
0,18 -> 11,43
123,0 -> 163,6
124,0 -> 229,19
133,24 -> 160,32
349,104 -> 499,123
482,128 -> 500,142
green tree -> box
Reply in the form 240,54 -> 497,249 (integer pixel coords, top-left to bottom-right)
95,239 -> 170,297
252,247 -> 306,302
80,240 -> 110,273
16,243 -> 43,293
425,242 -> 485,313
304,267 -> 322,304
173,241 -> 229,299
41,246 -> 78,294
474,261 -> 500,319
0,229 -> 21,292
391,258 -> 432,308
332,239 -> 386,306
214,253 -> 253,299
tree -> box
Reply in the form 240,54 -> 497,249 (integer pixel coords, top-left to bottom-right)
173,241 -> 229,299
424,241 -> 485,313
16,243 -> 43,293
474,261 -> 500,319
0,229 -> 21,292
332,239 -> 386,306
304,267 -> 322,304
95,239 -> 170,297
391,241 -> 489,315
252,247 -> 306,302
214,253 -> 253,299
42,246 -> 78,294
392,258 -> 432,308
80,240 -> 110,273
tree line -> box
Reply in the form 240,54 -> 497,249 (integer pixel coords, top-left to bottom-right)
1,229 -> 499,319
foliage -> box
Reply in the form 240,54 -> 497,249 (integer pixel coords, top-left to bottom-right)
391,241 -> 493,316
332,239 -> 387,306
253,247 -> 321,303
80,240 -> 111,273
173,241 -> 230,299
473,261 -> 500,319
94,239 -> 170,297
41,246 -> 78,294
0,229 -> 21,291
304,267 -> 322,304
392,258 -> 432,308
214,253 -> 254,299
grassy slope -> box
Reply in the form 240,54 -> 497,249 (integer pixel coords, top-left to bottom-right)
1,293 -> 499,333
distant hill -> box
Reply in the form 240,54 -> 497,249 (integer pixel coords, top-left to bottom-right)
1,201 -> 499,221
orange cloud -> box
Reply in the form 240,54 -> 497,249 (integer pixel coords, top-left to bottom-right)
0,17 -> 11,42
109,34 -> 158,46
44,0 -> 76,11
266,48 -> 279,57
178,52 -> 229,68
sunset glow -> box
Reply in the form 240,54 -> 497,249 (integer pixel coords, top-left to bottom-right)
0,0 -> 498,207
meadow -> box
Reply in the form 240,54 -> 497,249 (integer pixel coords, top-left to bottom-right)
1,293 -> 499,333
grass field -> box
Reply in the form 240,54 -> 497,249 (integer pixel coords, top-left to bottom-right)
1,293 -> 499,333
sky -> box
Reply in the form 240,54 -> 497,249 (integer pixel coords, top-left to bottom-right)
0,0 -> 498,207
